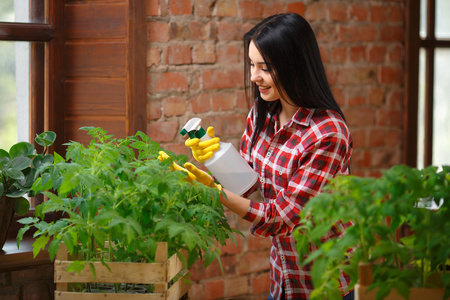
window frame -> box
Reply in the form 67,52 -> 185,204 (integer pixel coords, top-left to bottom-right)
405,0 -> 450,167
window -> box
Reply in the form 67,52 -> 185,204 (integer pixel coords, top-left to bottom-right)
405,0 -> 450,168
0,0 -> 63,208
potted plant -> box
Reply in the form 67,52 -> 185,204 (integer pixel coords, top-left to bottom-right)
17,127 -> 239,298
294,165 -> 449,300
0,131 -> 56,249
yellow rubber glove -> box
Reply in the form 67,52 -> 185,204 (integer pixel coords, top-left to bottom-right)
185,127 -> 220,163
158,151 -> 221,190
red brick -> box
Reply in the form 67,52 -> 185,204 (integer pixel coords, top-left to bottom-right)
152,72 -> 189,92
379,65 -> 403,85
389,5 -> 404,23
162,143 -> 189,157
337,67 -> 377,85
338,25 -> 377,42
166,44 -> 191,65
369,45 -> 387,63
331,46 -> 347,63
370,5 -> 388,22
195,0 -> 213,17
239,250 -> 271,274
147,0 -> 158,16
329,3 -> 347,22
388,44 -> 404,62
163,96 -> 187,117
251,271 -> 271,294
216,43 -> 240,64
349,45 -> 366,62
219,233 -> 243,255
188,282 -> 205,300
346,108 -> 376,127
349,4 -> 368,22
286,2 -> 306,15
236,91 -> 250,110
240,1 -> 263,19
247,234 -> 271,251
147,22 -> 170,42
352,149 -> 372,168
192,42 -> 216,64
189,93 -> 211,114
386,89 -> 403,107
349,128 -> 367,148
147,99 -> 162,120
368,87 -> 385,106
217,22 -> 243,41
169,0 -> 192,15
380,25 -> 404,42
346,87 -> 367,106
204,279 -> 225,300
147,47 -> 161,67
201,68 -> 243,90
305,2 -> 326,21
189,21 -> 213,40
376,108 -> 403,127
215,0 -> 238,17
332,87 -> 345,107
147,121 -> 179,142
224,275 -> 250,298
207,114 -> 247,136
170,21 -> 212,41
264,3 -> 285,16
371,148 -> 400,168
211,91 -> 235,111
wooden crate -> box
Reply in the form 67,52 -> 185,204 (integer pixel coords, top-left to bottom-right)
54,242 -> 190,300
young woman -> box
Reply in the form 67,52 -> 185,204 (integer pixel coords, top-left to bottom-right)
186,13 -> 354,300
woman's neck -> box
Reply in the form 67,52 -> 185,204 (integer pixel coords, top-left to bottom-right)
279,99 -> 299,127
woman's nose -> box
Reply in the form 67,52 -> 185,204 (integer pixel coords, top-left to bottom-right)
250,70 -> 261,82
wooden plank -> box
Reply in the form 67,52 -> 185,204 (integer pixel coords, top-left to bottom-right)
55,291 -> 165,300
65,2 -> 126,39
65,41 -> 126,77
64,119 -> 127,145
65,79 -> 126,116
54,260 -> 166,284
166,273 -> 190,300
155,242 -> 168,293
167,250 -> 188,282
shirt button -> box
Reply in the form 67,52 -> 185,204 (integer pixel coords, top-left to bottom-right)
260,178 -> 265,184
266,151 -> 271,158
279,171 -> 282,176
280,255 -> 285,261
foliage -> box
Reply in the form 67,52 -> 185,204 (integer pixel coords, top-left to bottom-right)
17,127 -> 239,278
294,165 -> 450,300
0,131 -> 56,214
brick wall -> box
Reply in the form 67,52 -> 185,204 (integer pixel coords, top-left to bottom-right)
146,0 -> 405,299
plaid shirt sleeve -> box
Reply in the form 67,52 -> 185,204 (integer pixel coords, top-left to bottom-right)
242,107 -> 353,238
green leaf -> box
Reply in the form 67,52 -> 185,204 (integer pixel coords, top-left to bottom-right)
35,131 -> 56,147
5,168 -> 24,180
48,239 -> 62,261
16,226 -> 30,248
66,261 -> 86,274
13,197 -> 30,215
9,142 -> 35,159
32,235 -> 50,258
10,156 -> 31,171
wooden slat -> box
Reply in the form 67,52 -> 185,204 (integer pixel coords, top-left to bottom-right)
55,291 -> 165,300
65,41 -> 126,77
65,2 -> 126,39
65,79 -> 126,116
166,273 -> 190,300
0,22 -> 54,41
54,260 -> 166,284
167,250 -> 188,282
64,119 -> 127,144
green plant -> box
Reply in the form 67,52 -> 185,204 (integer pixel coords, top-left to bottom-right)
0,131 -> 56,214
17,127 -> 239,284
294,165 -> 450,300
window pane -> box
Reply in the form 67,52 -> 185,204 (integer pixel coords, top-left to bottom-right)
0,0 -> 46,23
0,41 -> 30,150
436,0 -> 450,39
420,0 -> 427,38
433,49 -> 450,167
417,49 -> 426,169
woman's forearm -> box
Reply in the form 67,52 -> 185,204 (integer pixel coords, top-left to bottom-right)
220,188 -> 252,218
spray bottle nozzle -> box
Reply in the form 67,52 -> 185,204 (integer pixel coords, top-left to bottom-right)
180,118 -> 208,140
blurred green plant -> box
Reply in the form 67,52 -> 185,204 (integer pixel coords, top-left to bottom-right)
295,165 -> 450,300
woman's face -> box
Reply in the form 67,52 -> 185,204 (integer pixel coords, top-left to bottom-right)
249,41 -> 281,102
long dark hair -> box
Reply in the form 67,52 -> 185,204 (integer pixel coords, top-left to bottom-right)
244,13 -> 346,151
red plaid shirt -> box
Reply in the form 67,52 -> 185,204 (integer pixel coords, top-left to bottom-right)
240,105 -> 353,300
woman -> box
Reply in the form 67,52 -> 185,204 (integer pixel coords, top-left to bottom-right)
186,13 -> 353,300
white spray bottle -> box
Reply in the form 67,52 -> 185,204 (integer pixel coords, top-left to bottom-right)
180,118 -> 258,195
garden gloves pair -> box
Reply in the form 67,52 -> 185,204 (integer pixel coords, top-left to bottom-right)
184,126 -> 220,163
158,151 -> 221,191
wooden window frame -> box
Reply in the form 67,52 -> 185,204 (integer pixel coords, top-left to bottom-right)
404,0 -> 450,167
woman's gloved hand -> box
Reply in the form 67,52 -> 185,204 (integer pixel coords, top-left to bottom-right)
158,151 -> 221,190
185,127 -> 220,163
